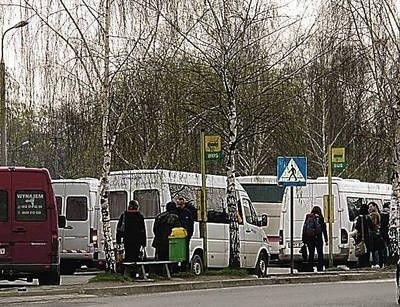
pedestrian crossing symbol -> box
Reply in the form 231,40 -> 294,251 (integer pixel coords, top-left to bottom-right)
277,156 -> 307,186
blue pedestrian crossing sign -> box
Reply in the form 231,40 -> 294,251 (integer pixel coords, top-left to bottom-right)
277,156 -> 307,186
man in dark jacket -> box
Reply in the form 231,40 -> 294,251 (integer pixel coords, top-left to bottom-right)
152,201 -> 181,260
116,200 -> 146,262
176,197 -> 194,268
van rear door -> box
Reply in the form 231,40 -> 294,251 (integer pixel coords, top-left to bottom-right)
0,173 -> 11,262
64,194 -> 89,253
12,171 -> 52,265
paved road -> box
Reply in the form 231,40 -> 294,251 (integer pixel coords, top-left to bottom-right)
2,279 -> 397,306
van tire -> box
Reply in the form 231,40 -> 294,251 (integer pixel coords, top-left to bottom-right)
38,271 -> 60,286
190,254 -> 203,276
255,252 -> 268,278
60,264 -> 76,275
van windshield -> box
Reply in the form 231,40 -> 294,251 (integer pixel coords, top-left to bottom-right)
241,184 -> 284,203
15,191 -> 46,221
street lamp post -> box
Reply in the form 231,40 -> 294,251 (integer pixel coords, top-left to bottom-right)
0,20 -> 28,166
10,140 -> 29,165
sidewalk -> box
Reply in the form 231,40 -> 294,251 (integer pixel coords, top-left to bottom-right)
0,267 -> 395,299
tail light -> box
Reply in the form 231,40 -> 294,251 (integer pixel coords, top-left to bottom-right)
90,228 -> 98,248
51,231 -> 59,263
341,228 -> 348,244
279,229 -> 283,245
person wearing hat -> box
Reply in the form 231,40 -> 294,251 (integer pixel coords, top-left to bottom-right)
152,201 -> 181,260
116,200 -> 146,262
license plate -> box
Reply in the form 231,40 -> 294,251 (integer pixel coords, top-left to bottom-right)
0,248 -> 5,255
287,241 -> 302,248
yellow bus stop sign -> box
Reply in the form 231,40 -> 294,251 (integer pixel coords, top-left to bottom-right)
204,135 -> 222,160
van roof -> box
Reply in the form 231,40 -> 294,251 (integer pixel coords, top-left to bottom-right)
52,178 -> 100,190
237,175 -> 277,185
109,169 -> 245,191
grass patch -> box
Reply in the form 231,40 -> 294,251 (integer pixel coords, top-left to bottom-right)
88,272 -> 132,283
205,268 -> 249,276
173,271 -> 196,278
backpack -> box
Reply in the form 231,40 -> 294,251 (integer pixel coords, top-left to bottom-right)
302,213 -> 322,238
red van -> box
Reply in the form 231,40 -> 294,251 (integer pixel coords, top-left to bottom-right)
0,167 -> 62,285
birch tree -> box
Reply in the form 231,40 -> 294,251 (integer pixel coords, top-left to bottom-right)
21,0 -> 160,271
151,0 -> 307,267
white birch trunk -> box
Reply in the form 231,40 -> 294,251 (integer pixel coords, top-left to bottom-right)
390,107 -> 400,258
224,77 -> 240,268
99,0 -> 116,273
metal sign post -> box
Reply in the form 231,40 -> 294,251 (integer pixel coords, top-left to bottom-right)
277,156 -> 307,274
200,130 -> 208,271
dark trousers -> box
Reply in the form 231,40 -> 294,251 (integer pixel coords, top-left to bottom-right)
124,243 -> 141,262
156,244 -> 169,261
307,241 -> 324,271
358,252 -> 370,268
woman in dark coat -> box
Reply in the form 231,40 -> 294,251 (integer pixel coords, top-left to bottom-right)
354,203 -> 373,268
302,206 -> 328,271
116,200 -> 146,262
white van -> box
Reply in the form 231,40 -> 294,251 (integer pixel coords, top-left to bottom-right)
278,177 -> 391,265
237,176 -> 284,260
52,178 -> 102,274
107,169 -> 270,276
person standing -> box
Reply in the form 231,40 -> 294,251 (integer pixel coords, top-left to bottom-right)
116,200 -> 146,262
152,201 -> 181,260
368,201 -> 385,268
176,197 -> 194,267
354,203 -> 374,268
380,202 -> 390,266
302,206 -> 328,271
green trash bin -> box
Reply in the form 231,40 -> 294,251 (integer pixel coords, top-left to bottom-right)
169,227 -> 187,262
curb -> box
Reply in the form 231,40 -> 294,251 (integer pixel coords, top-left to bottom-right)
0,271 -> 395,299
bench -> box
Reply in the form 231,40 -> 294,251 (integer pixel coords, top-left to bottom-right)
122,261 -> 178,280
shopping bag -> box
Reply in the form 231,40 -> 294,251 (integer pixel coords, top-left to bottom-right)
355,240 -> 366,257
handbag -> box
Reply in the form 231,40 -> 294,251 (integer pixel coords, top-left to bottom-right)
117,212 -> 126,233
300,243 -> 308,260
355,216 -> 367,257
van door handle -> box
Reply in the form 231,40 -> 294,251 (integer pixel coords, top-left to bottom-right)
245,229 -> 251,233
65,226 -> 73,230
12,227 -> 26,233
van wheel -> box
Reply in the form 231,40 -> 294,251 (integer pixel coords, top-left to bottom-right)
255,253 -> 268,278
38,271 -> 60,286
61,264 -> 75,275
190,254 -> 203,276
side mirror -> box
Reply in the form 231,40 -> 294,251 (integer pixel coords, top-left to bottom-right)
258,214 -> 268,227
58,215 -> 66,228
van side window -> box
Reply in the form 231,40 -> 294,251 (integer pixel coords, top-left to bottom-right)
16,191 -> 46,221
109,191 -> 127,220
243,199 -> 257,225
0,190 -> 7,221
347,197 -> 363,222
133,189 -> 160,218
56,196 -> 62,215
66,197 -> 88,221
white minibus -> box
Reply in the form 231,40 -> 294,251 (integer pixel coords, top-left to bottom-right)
237,176 -> 284,260
107,169 -> 270,276
278,177 -> 391,265
52,178 -> 103,274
